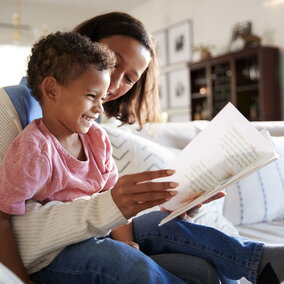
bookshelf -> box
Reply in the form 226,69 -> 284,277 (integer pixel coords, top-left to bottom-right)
188,46 -> 281,121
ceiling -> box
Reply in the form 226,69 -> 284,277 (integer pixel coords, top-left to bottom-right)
0,0 -> 150,45
11,0 -> 147,13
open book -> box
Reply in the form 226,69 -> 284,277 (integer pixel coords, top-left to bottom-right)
158,102 -> 280,226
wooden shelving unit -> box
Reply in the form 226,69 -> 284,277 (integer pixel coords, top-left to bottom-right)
188,46 -> 281,121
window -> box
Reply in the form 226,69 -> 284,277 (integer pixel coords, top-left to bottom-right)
0,45 -> 31,88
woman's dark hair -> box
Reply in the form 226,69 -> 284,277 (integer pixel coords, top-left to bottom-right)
74,12 -> 161,128
27,31 -> 116,103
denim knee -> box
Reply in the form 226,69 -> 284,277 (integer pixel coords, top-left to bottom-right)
31,237 -> 184,284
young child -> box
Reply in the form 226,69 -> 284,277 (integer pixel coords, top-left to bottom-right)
0,31 -> 130,282
0,31 -> 117,212
0,31 -> 284,284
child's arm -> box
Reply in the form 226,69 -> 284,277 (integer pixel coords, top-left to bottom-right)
0,211 -> 35,284
111,222 -> 139,250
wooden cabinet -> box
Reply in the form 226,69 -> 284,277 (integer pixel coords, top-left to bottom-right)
188,46 -> 281,121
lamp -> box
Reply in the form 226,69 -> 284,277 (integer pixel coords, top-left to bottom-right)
12,0 -> 22,43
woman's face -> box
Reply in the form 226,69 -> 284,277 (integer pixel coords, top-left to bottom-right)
99,35 -> 151,103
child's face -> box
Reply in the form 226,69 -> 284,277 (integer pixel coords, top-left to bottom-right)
54,65 -> 110,135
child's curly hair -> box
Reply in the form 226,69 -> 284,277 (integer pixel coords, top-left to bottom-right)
27,31 -> 116,102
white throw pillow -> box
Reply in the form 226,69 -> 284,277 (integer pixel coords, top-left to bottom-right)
105,121 -> 209,150
192,198 -> 239,236
0,263 -> 24,284
102,124 -> 181,176
223,136 -> 284,225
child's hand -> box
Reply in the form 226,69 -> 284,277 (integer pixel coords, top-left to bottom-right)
160,191 -> 226,220
124,241 -> 140,250
184,191 -> 226,217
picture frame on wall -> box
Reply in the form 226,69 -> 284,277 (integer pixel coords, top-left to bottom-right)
168,20 -> 192,64
169,68 -> 190,108
159,73 -> 168,110
228,21 -> 254,51
153,30 -> 167,67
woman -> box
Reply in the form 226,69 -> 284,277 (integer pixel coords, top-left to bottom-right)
1,12 -> 281,284
0,12 -> 224,284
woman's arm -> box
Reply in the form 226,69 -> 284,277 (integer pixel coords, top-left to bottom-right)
12,169 -> 178,273
12,190 -> 127,274
0,211 -> 34,284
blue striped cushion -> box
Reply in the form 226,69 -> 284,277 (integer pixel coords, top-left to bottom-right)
223,136 -> 284,225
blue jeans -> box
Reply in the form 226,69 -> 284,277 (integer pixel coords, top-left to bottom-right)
133,211 -> 263,283
31,237 -> 184,284
31,211 -> 263,284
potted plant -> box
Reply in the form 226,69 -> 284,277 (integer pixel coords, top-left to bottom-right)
193,44 -> 215,60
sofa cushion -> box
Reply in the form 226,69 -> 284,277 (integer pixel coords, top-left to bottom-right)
236,220 -> 284,244
223,136 -> 284,225
192,198 -> 239,236
101,124 -> 181,176
114,120 -> 209,150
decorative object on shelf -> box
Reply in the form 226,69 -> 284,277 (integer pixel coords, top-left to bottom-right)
169,68 -> 190,108
168,20 -> 192,64
228,21 -> 261,51
152,29 -> 168,67
193,44 -> 215,60
159,73 -> 169,110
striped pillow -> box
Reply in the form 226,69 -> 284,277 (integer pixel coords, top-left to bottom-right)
101,124 -> 181,176
223,136 -> 284,225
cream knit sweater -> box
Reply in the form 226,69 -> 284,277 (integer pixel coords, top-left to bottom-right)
12,190 -> 127,274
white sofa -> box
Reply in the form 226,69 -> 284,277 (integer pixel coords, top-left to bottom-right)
101,120 -> 284,284
1,82 -> 283,282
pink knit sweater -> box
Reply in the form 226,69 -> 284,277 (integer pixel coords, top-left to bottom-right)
0,119 -> 118,215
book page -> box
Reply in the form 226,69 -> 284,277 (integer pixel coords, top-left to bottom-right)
158,103 -> 279,224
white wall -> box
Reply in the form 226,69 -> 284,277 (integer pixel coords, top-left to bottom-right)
0,0 -> 144,86
0,0 -> 105,34
130,0 -> 284,53
128,0 -> 284,118
1,0 -> 284,117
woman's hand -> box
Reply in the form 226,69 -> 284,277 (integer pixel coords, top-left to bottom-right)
161,191 -> 226,219
111,169 -> 178,219
124,241 -> 140,250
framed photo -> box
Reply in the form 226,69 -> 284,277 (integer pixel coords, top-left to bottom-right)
228,21 -> 252,51
153,30 -> 167,67
169,68 -> 190,108
159,73 -> 168,110
168,20 -> 192,64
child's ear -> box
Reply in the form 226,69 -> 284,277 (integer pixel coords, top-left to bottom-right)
41,77 -> 58,100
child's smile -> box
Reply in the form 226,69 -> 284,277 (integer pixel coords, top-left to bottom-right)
43,65 -> 111,141
81,114 -> 99,128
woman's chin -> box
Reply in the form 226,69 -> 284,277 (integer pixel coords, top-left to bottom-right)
104,93 -> 122,103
